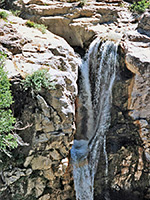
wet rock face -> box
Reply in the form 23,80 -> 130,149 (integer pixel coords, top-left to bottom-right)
123,28 -> 150,164
94,31 -> 150,200
0,12 -> 80,200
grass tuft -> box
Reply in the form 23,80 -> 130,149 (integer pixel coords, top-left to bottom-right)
25,20 -> 47,34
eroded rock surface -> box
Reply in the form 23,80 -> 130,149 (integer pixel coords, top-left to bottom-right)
11,0 -> 136,47
0,1 -> 150,199
95,25 -> 150,200
0,11 -> 80,200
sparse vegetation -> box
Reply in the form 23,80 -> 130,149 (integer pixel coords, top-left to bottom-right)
22,69 -> 55,93
130,0 -> 150,13
25,20 -> 35,27
0,52 -> 17,156
78,0 -> 87,7
10,9 -> 21,17
0,10 -> 8,19
25,20 -> 47,34
119,2 -> 126,7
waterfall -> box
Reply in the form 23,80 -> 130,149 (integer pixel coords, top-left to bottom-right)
71,37 -> 118,200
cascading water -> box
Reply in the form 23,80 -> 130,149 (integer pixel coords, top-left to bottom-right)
71,37 -> 118,200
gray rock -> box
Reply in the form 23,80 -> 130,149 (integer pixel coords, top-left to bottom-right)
138,12 -> 150,37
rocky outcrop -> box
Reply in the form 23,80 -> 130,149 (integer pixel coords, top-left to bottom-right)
94,19 -> 150,200
0,10 -> 80,200
11,0 -> 135,47
124,27 -> 150,164
0,1 -> 150,199
138,12 -> 150,37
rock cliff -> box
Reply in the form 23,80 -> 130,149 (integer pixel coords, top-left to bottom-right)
0,1 -> 150,200
0,10 -> 80,199
10,0 -> 134,47
94,12 -> 150,200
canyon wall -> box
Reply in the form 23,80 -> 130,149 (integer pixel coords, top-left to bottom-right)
0,11 -> 80,199
0,1 -> 150,199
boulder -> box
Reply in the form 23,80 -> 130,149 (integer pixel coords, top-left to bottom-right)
138,12 -> 150,37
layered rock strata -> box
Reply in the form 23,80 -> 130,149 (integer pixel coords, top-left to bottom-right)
94,13 -> 150,200
0,2 -> 150,200
0,11 -> 80,200
11,0 -> 135,47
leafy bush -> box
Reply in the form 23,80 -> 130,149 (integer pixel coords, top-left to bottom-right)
0,133 -> 18,156
0,10 -> 8,19
22,69 -> 55,93
0,110 -> 16,133
0,52 -> 17,156
0,60 -> 14,108
25,20 -> 47,34
130,0 -> 150,13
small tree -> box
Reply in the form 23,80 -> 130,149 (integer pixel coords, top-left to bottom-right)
0,52 -> 17,156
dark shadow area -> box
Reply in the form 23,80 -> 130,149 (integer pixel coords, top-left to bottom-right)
94,188 -> 147,200
0,0 -> 16,9
73,46 -> 86,58
117,45 -> 134,80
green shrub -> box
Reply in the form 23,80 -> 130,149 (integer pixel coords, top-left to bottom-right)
0,10 -> 8,19
0,110 -> 16,133
25,20 -> 47,34
0,65 -> 14,109
0,52 -> 17,156
22,69 -> 55,93
130,0 -> 150,13
25,20 -> 35,27
0,133 -> 18,155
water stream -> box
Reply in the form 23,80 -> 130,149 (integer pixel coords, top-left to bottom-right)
71,37 -> 118,200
